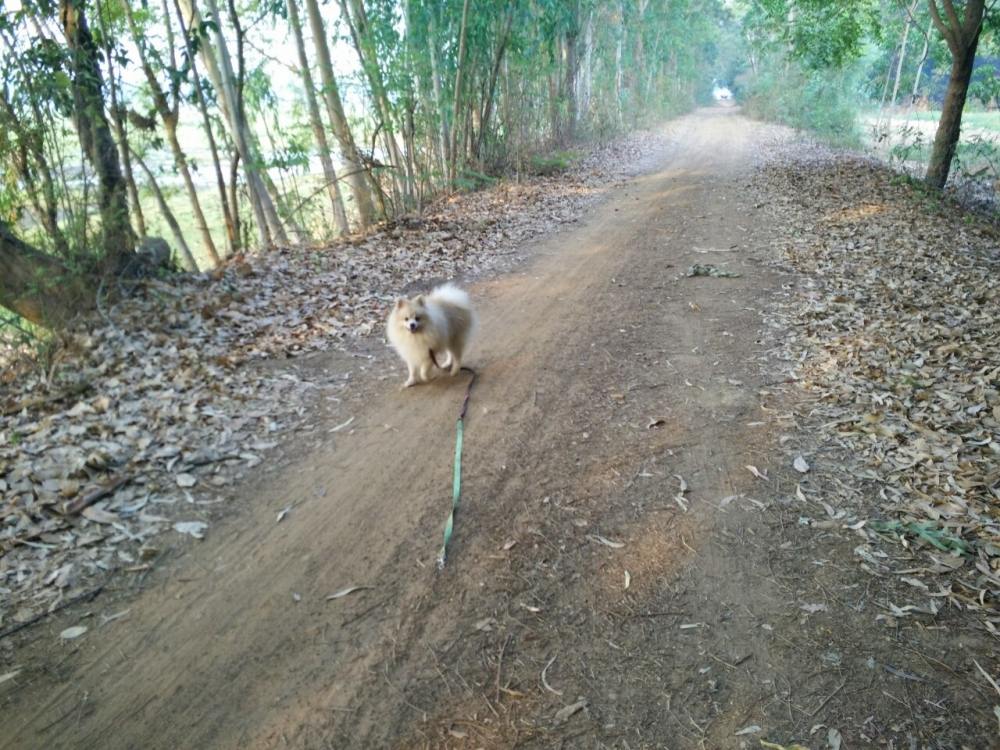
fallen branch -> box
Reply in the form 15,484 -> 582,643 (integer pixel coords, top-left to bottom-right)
1,379 -> 92,417
541,655 -> 563,696
0,585 -> 104,641
63,474 -> 131,515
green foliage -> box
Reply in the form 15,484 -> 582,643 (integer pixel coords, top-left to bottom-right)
971,67 -> 1000,109
527,149 -> 578,176
743,57 -> 861,144
887,123 -> 928,168
751,0 -> 879,70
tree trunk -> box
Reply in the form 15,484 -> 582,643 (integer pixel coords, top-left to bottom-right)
428,8 -> 450,174
476,7 -> 515,160
97,6 -> 147,243
340,0 -> 411,207
926,0 -> 986,189
225,0 -> 292,245
126,2 -> 220,265
59,0 -> 134,268
0,222 -> 92,327
578,9 -> 593,126
615,3 -> 625,126
287,0 -> 349,235
563,7 -> 579,141
449,0 -> 471,185
302,0 -> 377,227
890,2 -> 918,110
926,46 -> 978,187
171,0 -> 238,254
131,150 -> 199,271
911,18 -> 934,104
177,0 -> 277,247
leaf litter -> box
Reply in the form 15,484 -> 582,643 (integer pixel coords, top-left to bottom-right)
0,131 -> 666,630
752,145 -> 1000,628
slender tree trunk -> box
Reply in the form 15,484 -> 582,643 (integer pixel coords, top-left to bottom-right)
97,9 -> 147,242
548,71 -> 560,143
131,150 -> 199,271
449,0 -> 471,184
302,0 -> 376,227
615,3 -> 625,126
109,106 -> 146,240
286,0 -> 349,235
911,18 -> 934,104
579,9 -> 593,126
178,0 -> 276,247
563,9 -> 579,141
428,9 -> 450,174
476,7 -> 515,159
59,0 -> 134,268
0,222 -> 92,326
926,0 -> 986,188
340,0 -> 410,207
171,0 -> 238,254
890,2 -> 918,109
0,93 -> 68,255
125,3 -> 221,265
225,0 -> 292,245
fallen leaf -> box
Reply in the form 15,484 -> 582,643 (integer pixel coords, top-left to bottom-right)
793,455 -> 810,473
746,465 -> 768,480
173,521 -> 208,539
554,698 -> 588,723
327,585 -> 372,600
624,570 -> 631,590
800,603 -> 827,614
735,725 -> 762,736
175,473 -> 197,488
59,625 -> 87,640
329,416 -> 354,433
81,506 -> 120,525
0,670 -> 22,685
587,534 -> 625,549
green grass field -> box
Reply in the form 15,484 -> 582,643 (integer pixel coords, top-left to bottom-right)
898,110 -> 1000,131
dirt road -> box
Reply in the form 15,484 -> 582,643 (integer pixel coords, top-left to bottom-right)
3,109 -> 994,748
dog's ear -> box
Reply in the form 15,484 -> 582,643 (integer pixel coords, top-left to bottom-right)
394,297 -> 405,309
413,294 -> 425,305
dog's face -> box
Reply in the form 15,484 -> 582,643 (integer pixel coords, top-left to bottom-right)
393,295 -> 426,333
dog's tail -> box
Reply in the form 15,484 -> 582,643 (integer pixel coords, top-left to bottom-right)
429,283 -> 471,310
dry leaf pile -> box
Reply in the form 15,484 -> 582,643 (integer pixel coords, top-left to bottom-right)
0,131 -> 666,630
753,146 -> 1000,630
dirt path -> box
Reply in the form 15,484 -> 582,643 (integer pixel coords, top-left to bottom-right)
2,109 -> 995,749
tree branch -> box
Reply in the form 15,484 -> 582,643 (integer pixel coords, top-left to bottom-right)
928,0 -> 959,53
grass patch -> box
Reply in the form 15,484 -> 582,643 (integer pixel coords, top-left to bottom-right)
527,149 -> 580,176
895,110 -> 1000,131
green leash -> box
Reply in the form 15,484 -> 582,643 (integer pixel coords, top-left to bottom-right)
437,367 -> 477,569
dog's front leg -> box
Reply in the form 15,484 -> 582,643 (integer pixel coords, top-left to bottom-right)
403,362 -> 419,388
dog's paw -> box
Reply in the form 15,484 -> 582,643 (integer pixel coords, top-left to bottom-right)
402,378 -> 417,389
